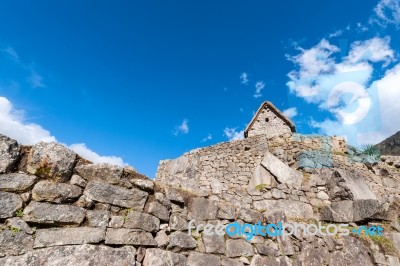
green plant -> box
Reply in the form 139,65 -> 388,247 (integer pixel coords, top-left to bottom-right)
10,227 -> 20,233
255,184 -> 269,191
15,209 -> 24,217
361,144 -> 381,160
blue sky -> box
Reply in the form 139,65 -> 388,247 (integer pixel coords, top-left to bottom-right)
0,0 -> 400,177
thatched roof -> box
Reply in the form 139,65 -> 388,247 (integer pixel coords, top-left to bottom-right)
244,101 -> 296,138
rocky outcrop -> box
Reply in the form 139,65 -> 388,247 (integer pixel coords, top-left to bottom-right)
0,133 -> 399,265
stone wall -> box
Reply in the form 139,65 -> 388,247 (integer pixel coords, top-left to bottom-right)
1,133 -> 400,265
246,105 -> 292,138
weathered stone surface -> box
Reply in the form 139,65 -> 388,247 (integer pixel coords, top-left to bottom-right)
298,150 -> 333,169
187,252 -> 220,266
75,163 -> 123,185
34,227 -> 105,248
84,181 -> 148,210
188,198 -> 218,221
32,181 -> 82,203
329,236 -> 374,266
146,201 -> 170,222
70,174 -> 87,187
298,245 -> 330,265
155,192 -> 172,208
0,173 -> 37,192
131,178 -> 154,192
238,207 -> 264,223
169,212 -> 187,231
108,215 -> 124,228
218,203 -> 236,220
249,164 -> 278,188
0,134 -> 20,174
27,142 -> 76,181
124,210 -> 160,232
167,231 -> 197,251
155,229 -> 170,247
165,187 -> 185,204
226,239 -> 254,257
0,244 -> 136,266
23,202 -> 85,225
105,228 -> 157,246
277,236 -> 295,256
255,243 -> 279,256
250,254 -> 281,266
321,199 -> 382,222
0,230 -> 33,256
86,210 -> 110,227
202,232 -> 225,254
143,248 -> 187,266
5,217 -> 34,234
0,191 -> 23,218
261,151 -> 302,189
221,256 -> 244,266
253,199 -> 313,219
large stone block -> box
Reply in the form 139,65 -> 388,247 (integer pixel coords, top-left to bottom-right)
105,228 -> 157,246
0,173 -> 37,192
188,198 -> 218,222
32,181 -> 83,203
253,199 -> 313,219
34,227 -> 105,248
0,191 -> 23,219
261,152 -> 302,189
167,231 -> 197,251
0,134 -> 20,174
84,181 -> 148,211
145,201 -> 170,222
27,142 -> 77,182
75,163 -> 123,185
249,164 -> 278,189
143,248 -> 187,266
0,244 -> 136,266
321,199 -> 382,222
329,236 -> 374,266
23,202 -> 85,225
187,252 -> 221,266
124,210 -> 160,232
0,230 -> 33,256
226,239 -> 254,257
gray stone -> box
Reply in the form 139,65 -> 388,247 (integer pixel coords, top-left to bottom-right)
218,203 -> 236,220
165,187 -> 185,204
226,239 -> 254,257
124,210 -> 160,232
105,228 -> 157,246
23,201 -> 85,225
143,248 -> 187,266
202,232 -> 225,254
389,232 -> 400,255
221,257 -> 244,266
187,252 -> 220,266
0,173 -> 37,192
86,210 -> 110,227
169,212 -> 187,231
155,192 -> 172,208
329,236 -> 374,266
261,151 -> 302,189
34,227 -> 105,248
145,201 -> 170,222
0,191 -> 23,218
298,150 -> 333,169
108,215 -> 124,228
298,245 -> 330,265
250,254 -> 281,266
131,178 -> 154,192
278,235 -> 295,255
32,181 -> 83,203
255,243 -> 279,256
238,207 -> 264,223
155,229 -> 169,247
0,244 -> 136,266
0,134 -> 20,174
84,181 -> 148,211
321,199 -> 382,222
75,163 -> 123,185
316,191 -> 329,200
167,231 -> 197,251
253,199 -> 313,219
249,164 -> 278,189
70,174 -> 87,187
27,142 -> 76,182
0,229 -> 33,256
188,198 -> 218,221
5,217 -> 34,234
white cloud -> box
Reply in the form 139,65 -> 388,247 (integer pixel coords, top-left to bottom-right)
240,72 -> 249,85
282,107 -> 298,119
2,47 -> 19,62
370,0 -> 400,27
254,81 -> 265,98
287,36 -> 399,145
28,71 -> 45,88
69,143 -> 127,166
224,127 -> 244,141
328,29 -> 343,38
174,119 -> 189,135
201,133 -> 212,142
0,96 -> 127,166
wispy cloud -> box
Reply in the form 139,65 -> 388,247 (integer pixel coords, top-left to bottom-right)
223,127 -> 244,141
328,29 -> 343,38
174,119 -> 189,135
0,96 -> 127,166
28,71 -> 45,88
282,107 -> 298,119
370,0 -> 400,28
201,133 -> 212,142
240,72 -> 249,85
253,81 -> 265,98
2,47 -> 19,62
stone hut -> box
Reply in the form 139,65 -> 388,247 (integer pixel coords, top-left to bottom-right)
244,101 -> 296,138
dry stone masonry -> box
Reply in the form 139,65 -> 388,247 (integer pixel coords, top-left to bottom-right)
0,102 -> 400,265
